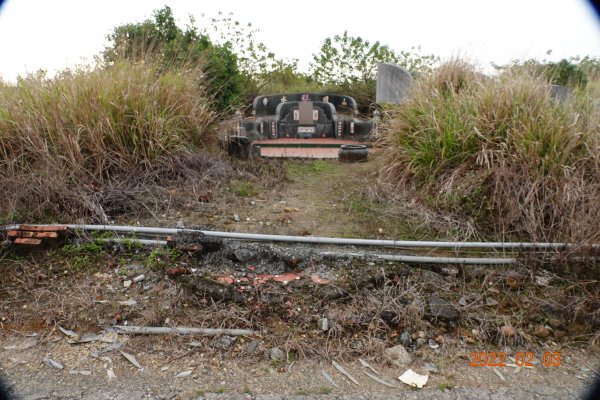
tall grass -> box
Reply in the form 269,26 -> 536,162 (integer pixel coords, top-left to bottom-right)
0,59 -> 219,222
380,59 -> 600,244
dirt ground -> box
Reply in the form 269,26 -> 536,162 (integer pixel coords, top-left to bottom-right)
1,155 -> 599,399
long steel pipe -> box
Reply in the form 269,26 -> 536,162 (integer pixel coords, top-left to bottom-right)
2,223 -> 597,250
98,238 -> 516,265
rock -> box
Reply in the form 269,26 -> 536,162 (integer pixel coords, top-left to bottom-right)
214,335 -> 237,350
554,330 -> 567,339
416,338 -> 427,347
246,340 -> 260,354
317,318 -> 329,332
233,214 -> 241,222
384,345 -> 412,367
533,325 -> 550,338
399,331 -> 412,347
485,297 -> 499,306
233,249 -> 254,262
428,295 -> 459,321
269,347 -> 285,361
500,325 -> 515,337
548,319 -> 561,329
379,310 -> 398,326
423,362 -> 439,374
123,280 -> 132,289
421,271 -> 446,287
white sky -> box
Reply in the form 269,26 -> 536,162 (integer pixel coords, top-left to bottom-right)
1,0 -> 599,81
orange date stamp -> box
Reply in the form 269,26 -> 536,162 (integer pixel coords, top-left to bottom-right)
469,351 -> 561,367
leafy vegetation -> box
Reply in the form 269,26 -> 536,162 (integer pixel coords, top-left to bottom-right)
104,6 -> 243,111
229,179 -> 258,197
493,55 -> 600,89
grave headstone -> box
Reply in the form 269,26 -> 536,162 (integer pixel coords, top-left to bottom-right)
550,85 -> 573,104
376,63 -> 413,104
298,101 -> 313,125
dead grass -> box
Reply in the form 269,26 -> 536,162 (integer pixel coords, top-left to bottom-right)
378,59 -> 600,255
0,59 -> 223,223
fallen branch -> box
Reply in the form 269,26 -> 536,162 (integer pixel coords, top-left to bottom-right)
103,325 -> 255,336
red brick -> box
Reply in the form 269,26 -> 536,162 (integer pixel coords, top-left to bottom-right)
8,231 -> 35,238
14,238 -> 42,245
33,232 -> 59,239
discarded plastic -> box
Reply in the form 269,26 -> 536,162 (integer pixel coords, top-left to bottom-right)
398,369 -> 428,388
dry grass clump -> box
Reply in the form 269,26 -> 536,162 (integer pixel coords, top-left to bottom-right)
379,59 -> 600,247
0,60 -> 220,222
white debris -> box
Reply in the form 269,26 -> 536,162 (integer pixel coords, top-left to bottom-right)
398,369 -> 428,388
44,358 -> 64,370
493,368 -> 506,381
321,370 -> 339,388
332,360 -> 360,385
117,299 -> 137,306
359,358 -> 380,376
119,350 -> 142,369
176,370 -> 193,378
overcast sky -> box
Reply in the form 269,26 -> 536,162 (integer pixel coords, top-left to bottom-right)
1,0 -> 599,81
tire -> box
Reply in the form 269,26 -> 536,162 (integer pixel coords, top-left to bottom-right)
338,144 -> 368,162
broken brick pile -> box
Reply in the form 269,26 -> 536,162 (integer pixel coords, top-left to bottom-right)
7,225 -> 67,248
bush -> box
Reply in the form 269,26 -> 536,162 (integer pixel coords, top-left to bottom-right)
0,59 -> 219,222
380,59 -> 600,243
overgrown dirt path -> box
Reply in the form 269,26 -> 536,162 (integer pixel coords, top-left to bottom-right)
1,156 -> 599,399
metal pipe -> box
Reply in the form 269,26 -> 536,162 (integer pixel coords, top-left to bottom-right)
97,238 -> 166,247
98,237 -> 515,264
319,252 -> 516,265
2,223 -> 597,250
59,224 -> 594,250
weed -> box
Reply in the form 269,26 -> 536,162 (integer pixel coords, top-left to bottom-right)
242,387 -> 252,394
287,350 -> 298,362
319,387 -> 333,394
438,383 -> 455,391
145,247 -> 180,271
295,389 -> 309,395
287,160 -> 334,177
229,179 -> 258,197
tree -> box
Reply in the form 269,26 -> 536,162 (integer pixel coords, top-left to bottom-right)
492,55 -> 600,89
104,6 -> 243,111
310,31 -> 437,85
